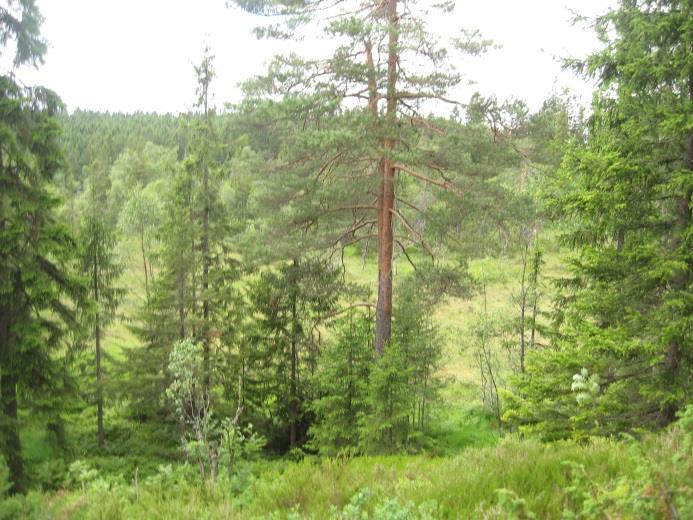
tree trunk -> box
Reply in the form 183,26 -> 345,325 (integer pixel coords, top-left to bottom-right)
1,372 -> 23,494
662,72 -> 693,424
202,86 -> 211,393
140,224 -> 149,304
94,252 -> 104,449
0,297 -> 23,494
178,250 -> 186,339
289,259 -> 299,448
375,0 -> 398,355
0,194 -> 24,492
519,244 -> 528,374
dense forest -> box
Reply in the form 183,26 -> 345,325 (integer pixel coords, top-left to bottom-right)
0,0 -> 691,518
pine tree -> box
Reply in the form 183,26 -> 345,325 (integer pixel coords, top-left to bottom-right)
232,0 -> 502,353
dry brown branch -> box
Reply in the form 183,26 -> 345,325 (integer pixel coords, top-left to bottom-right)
395,239 -> 417,271
394,164 -> 463,196
389,207 -> 434,260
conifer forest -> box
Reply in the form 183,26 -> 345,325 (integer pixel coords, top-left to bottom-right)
0,0 -> 691,518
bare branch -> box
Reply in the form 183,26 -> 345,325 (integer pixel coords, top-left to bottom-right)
394,164 -> 463,196
317,204 -> 377,215
395,239 -> 417,271
409,116 -> 444,135
396,196 -> 424,214
316,152 -> 343,181
313,302 -> 375,326
389,207 -> 434,260
340,232 -> 378,247
333,218 -> 378,247
398,92 -> 464,106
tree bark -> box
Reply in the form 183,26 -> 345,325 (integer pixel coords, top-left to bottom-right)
375,0 -> 398,355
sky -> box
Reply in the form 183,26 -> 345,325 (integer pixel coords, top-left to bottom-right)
10,0 -> 615,114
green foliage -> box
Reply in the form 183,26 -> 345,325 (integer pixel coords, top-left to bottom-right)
0,0 -> 47,67
166,338 -> 266,482
330,487 -> 438,520
491,488 -> 536,519
0,459 -> 11,499
359,291 -> 444,453
6,0 -> 691,510
166,339 -> 208,425
66,459 -> 99,493
310,312 -> 374,456
33,419 -> 693,518
0,0 -> 87,492
360,342 -> 412,453
245,258 -> 341,452
0,492 -> 45,520
570,368 -> 600,407
508,0 -> 693,439
166,338 -> 214,479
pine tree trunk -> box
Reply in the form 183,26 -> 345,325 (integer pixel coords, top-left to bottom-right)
375,0 -> 398,355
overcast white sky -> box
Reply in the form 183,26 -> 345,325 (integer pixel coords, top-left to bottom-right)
11,0 -> 615,114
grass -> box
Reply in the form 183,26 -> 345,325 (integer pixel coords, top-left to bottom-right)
427,381 -> 499,453
26,423 -> 691,519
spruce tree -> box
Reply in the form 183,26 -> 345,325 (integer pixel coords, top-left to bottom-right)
310,311 -> 374,455
78,161 -> 123,449
245,258 -> 341,452
508,0 -> 692,438
0,0 -> 86,492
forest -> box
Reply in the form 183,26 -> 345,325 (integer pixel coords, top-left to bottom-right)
0,0 -> 691,518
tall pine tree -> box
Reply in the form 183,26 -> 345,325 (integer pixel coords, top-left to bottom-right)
232,0 -> 503,353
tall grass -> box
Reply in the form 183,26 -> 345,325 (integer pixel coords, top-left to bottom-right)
23,423 -> 689,519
